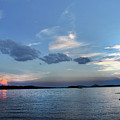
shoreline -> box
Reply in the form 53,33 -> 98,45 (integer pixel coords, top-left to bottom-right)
0,84 -> 120,90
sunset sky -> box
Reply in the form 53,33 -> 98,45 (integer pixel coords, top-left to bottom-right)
0,0 -> 120,86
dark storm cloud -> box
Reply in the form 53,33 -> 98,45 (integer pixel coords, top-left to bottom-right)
74,57 -> 91,64
40,53 -> 72,64
0,39 -> 40,61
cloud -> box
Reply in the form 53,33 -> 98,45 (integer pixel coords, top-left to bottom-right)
37,27 -> 84,51
98,68 -> 115,71
74,57 -> 91,64
108,53 -> 120,56
0,10 -> 3,19
40,53 -> 72,64
98,52 -> 120,62
66,68 -> 73,71
96,47 -> 120,71
49,32 -> 83,50
36,26 -> 59,38
27,42 -> 40,47
92,52 -> 120,71
36,6 -> 85,52
94,60 -> 120,71
0,72 -> 50,82
0,39 -> 40,61
78,53 -> 105,57
65,52 -> 105,58
36,6 -> 84,52
105,45 -> 120,50
112,72 -> 120,75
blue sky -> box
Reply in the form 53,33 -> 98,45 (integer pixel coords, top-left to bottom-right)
0,0 -> 120,86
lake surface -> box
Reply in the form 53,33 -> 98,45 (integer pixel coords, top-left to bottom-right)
0,87 -> 120,120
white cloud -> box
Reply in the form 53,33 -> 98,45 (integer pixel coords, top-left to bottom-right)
0,10 -> 3,19
94,60 -> 120,71
27,42 -> 40,47
78,53 -> 105,57
36,6 -> 83,52
105,45 -> 120,50
0,72 -> 50,82
36,26 -> 59,38
36,27 -> 84,51
103,53 -> 120,61
64,51 -> 104,57
49,32 -> 83,50
66,68 -> 73,71
108,53 -> 120,56
112,72 -> 120,75
36,7 -> 84,52
92,52 -> 120,71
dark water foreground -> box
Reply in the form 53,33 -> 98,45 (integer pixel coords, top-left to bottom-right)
0,88 -> 120,120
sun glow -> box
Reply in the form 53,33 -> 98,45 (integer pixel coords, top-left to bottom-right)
0,77 -> 8,86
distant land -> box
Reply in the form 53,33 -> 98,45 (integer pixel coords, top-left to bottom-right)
0,85 -> 57,89
1,84 -> 120,90
68,84 -> 120,88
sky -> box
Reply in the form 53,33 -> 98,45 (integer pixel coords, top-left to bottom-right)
0,0 -> 120,86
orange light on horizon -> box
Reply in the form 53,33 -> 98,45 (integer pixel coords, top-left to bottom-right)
0,77 -> 8,86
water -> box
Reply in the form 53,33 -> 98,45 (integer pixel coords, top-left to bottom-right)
0,87 -> 120,120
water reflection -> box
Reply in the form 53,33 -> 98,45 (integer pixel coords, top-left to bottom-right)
0,90 -> 7,99
0,88 -> 120,120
